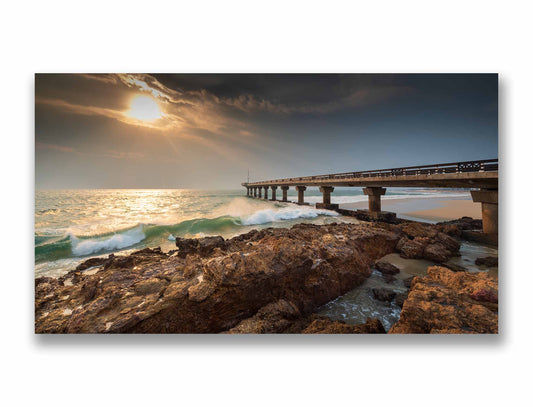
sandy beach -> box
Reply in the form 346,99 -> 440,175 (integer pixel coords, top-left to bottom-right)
340,197 -> 481,223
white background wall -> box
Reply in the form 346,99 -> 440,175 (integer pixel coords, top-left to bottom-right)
1,1 -> 530,406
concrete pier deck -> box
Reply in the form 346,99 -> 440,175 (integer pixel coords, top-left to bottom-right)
243,159 -> 498,236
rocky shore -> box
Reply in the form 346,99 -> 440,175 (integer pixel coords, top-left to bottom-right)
35,217 -> 498,334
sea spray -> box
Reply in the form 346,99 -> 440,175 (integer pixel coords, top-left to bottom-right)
241,206 -> 338,225
69,224 -> 146,256
35,189 -> 471,277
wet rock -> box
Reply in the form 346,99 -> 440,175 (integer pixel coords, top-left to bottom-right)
400,222 -> 438,239
475,256 -> 498,267
375,261 -> 400,275
435,232 -> 461,253
395,292 -> 409,308
423,243 -> 452,263
175,236 -> 227,258
470,288 -> 498,304
36,223 -> 400,333
133,278 -> 167,296
397,237 -> 428,259
437,217 -> 483,232
174,237 -> 198,258
393,222 -> 460,263
403,276 -> 415,288
226,299 -> 302,333
372,288 -> 396,302
382,273 -> 396,283
74,257 -> 108,271
439,262 -> 467,272
390,266 -> 498,334
302,317 -> 386,334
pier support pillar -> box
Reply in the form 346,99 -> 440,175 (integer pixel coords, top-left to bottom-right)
296,186 -> 308,205
253,188 -> 257,198
316,186 -> 339,210
271,186 -> 277,201
258,187 -> 262,198
363,187 -> 386,212
281,186 -> 289,202
263,186 -> 269,200
246,187 -> 250,197
471,189 -> 498,234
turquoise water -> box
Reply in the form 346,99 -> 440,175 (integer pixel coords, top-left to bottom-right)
35,188 -> 470,277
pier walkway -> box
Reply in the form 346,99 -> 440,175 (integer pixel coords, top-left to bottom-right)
242,159 -> 498,235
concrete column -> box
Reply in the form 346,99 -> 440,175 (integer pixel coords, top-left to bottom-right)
253,188 -> 257,198
281,186 -> 289,202
363,187 -> 386,212
263,186 -> 269,200
258,187 -> 262,198
316,186 -> 338,210
319,186 -> 334,205
271,186 -> 277,201
471,189 -> 498,234
296,186 -> 307,205
246,188 -> 250,197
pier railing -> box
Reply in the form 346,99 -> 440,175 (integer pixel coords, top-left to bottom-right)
244,158 -> 498,185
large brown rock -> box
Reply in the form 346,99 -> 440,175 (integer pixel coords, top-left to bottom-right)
437,217 -> 483,234
423,243 -> 452,263
390,266 -> 498,334
397,236 -> 428,259
374,261 -> 400,275
302,317 -> 385,334
372,288 -> 396,302
225,299 -> 303,334
35,223 -> 399,333
395,229 -> 460,263
475,256 -> 498,267
175,236 -> 227,258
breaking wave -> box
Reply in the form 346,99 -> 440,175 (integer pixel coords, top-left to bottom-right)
34,203 -> 338,262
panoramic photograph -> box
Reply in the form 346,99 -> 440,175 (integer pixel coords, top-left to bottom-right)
35,73 -> 498,334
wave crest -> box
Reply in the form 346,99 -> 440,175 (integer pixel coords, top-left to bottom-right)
69,225 -> 146,256
241,206 -> 338,225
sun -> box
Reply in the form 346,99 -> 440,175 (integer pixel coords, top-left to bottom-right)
127,95 -> 162,121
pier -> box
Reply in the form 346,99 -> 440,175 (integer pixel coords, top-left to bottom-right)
243,159 -> 498,235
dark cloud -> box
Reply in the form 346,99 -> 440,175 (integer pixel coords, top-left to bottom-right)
35,73 -> 498,189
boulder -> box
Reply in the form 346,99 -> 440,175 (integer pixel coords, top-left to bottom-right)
374,261 -> 400,275
382,273 -> 396,283
395,292 -> 409,308
397,237 -> 428,259
475,256 -> 498,267
439,262 -> 467,272
390,266 -> 498,334
470,288 -> 498,304
35,223 -> 400,333
372,288 -> 396,302
225,299 -> 302,334
302,317 -> 385,334
403,276 -> 415,288
423,243 -> 452,263
175,236 -> 227,258
437,217 -> 483,232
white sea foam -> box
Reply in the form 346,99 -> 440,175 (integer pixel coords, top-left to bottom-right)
69,225 -> 146,256
241,206 -> 338,226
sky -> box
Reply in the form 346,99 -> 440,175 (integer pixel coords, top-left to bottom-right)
35,74 -> 498,189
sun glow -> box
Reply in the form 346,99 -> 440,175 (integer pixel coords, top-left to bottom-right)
127,95 -> 162,121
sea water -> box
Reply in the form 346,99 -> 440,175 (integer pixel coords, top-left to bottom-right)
35,187 -> 497,330
35,187 -> 471,278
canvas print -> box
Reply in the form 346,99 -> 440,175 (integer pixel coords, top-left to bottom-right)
35,74 -> 498,334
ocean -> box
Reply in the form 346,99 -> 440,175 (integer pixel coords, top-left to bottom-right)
35,187 -> 471,278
